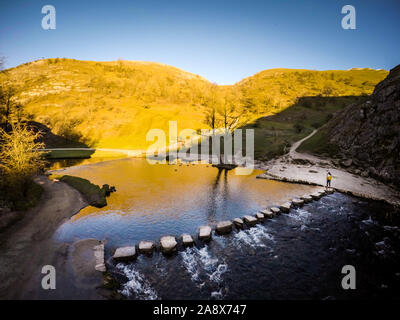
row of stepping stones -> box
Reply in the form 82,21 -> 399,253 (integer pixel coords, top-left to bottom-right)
112,188 -> 334,262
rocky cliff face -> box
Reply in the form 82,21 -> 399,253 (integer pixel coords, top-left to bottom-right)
327,64 -> 400,187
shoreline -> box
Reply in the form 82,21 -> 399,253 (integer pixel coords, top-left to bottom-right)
253,130 -> 400,207
0,175 -> 105,299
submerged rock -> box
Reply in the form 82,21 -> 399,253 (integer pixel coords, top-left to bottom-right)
216,221 -> 233,235
113,246 -> 137,261
160,236 -> 177,254
198,226 -> 212,241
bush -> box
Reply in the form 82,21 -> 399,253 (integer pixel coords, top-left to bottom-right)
0,124 -> 45,208
311,122 -> 322,129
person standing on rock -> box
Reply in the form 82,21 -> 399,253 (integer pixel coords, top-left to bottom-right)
326,171 -> 332,188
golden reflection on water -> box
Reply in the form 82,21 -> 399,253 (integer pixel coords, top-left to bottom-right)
58,158 -> 318,223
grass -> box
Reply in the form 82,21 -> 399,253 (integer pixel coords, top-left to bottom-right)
239,96 -> 366,160
51,174 -> 107,207
297,126 -> 340,157
43,149 -> 95,159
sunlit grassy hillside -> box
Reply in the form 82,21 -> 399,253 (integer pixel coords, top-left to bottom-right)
0,59 -> 388,149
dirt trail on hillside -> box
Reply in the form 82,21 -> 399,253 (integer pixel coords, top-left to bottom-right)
256,131 -> 400,206
0,176 -> 105,299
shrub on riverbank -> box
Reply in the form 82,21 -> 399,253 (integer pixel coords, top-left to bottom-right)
0,124 -> 45,211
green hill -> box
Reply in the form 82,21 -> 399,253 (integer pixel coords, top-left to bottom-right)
0,59 -> 388,150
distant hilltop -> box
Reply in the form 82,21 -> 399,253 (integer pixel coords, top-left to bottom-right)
0,58 -> 389,150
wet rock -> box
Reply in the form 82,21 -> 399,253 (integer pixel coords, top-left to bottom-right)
182,234 -> 194,246
361,171 -> 369,177
325,188 -> 334,194
198,226 -> 212,241
341,159 -> 353,167
270,207 -> 281,214
322,64 -> 400,187
292,198 -> 304,207
311,193 -> 322,200
233,218 -> 244,228
138,241 -> 155,254
260,209 -> 274,218
216,221 -> 233,235
113,246 -> 137,261
279,202 -> 292,213
301,195 -> 313,203
94,243 -> 106,272
101,184 -> 116,196
255,212 -> 264,222
160,236 -> 177,254
243,215 -> 258,226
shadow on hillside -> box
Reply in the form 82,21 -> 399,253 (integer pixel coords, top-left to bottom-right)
240,95 -> 368,161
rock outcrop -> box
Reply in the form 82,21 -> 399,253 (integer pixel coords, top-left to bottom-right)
325,64 -> 400,187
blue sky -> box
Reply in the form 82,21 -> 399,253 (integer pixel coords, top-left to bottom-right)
0,0 -> 399,84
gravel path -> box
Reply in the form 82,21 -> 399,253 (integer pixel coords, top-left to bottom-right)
255,131 -> 400,206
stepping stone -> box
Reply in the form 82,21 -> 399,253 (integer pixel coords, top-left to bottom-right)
215,221 -> 233,235
138,241 -> 155,254
279,202 -> 292,213
260,209 -> 274,218
233,218 -> 244,228
311,193 -> 321,200
325,188 -> 334,194
113,246 -> 137,261
93,243 -> 106,272
182,234 -> 194,246
243,215 -> 258,226
255,212 -> 264,222
301,195 -> 313,203
198,226 -> 212,241
270,207 -> 281,215
160,236 -> 177,254
292,198 -> 304,207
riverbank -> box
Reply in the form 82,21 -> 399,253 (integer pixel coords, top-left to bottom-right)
0,175 -> 110,299
255,130 -> 400,207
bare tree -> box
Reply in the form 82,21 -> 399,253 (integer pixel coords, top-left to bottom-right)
203,83 -> 221,135
0,86 -> 18,130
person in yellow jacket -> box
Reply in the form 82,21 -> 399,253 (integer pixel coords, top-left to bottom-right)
326,171 -> 332,188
